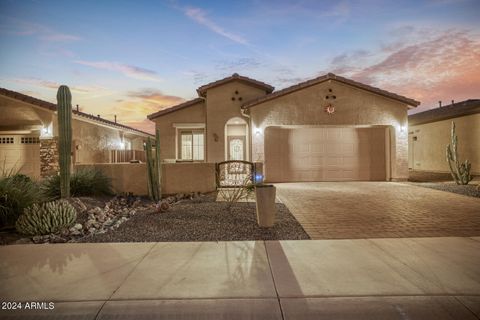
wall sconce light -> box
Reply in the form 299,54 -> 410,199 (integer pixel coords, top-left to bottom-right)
255,128 -> 262,136
119,141 -> 125,149
213,133 -> 219,142
40,124 -> 52,138
400,125 -> 406,133
255,174 -> 264,183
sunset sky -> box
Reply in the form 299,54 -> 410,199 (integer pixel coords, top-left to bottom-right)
1,0 -> 479,134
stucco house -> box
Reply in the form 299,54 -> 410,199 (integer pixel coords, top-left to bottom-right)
408,99 -> 480,176
0,88 -> 153,179
148,73 -> 420,182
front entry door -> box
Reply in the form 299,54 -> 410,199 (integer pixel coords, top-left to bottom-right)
228,136 -> 246,161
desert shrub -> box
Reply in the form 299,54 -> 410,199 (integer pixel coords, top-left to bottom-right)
217,175 -> 254,209
15,200 -> 77,235
0,174 -> 43,228
42,168 -> 113,199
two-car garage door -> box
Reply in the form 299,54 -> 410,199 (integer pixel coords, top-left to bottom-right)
0,135 -> 40,178
265,127 -> 387,182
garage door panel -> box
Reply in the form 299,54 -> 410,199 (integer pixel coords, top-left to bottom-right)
265,127 -> 386,182
310,143 -> 324,153
310,155 -> 324,166
0,136 -> 40,179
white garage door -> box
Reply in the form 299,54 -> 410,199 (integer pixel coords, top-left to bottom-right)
265,127 -> 386,182
0,135 -> 40,178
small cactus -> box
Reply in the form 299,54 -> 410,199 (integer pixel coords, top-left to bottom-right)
145,135 -> 161,201
57,85 -> 73,198
155,129 -> 162,199
446,121 -> 473,185
15,201 -> 77,236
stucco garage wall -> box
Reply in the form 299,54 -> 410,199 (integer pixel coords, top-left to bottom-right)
153,101 -> 206,161
409,113 -> 480,174
71,118 -> 124,164
249,80 -> 410,180
76,162 -> 216,196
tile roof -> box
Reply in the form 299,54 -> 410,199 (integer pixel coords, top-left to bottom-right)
0,87 -> 153,137
147,98 -> 204,120
408,99 -> 480,126
241,73 -> 421,109
196,73 -> 274,97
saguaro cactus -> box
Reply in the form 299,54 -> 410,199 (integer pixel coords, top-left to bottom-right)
145,137 -> 160,201
57,85 -> 72,198
446,121 -> 472,185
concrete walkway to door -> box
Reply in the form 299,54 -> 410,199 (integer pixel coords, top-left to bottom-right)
276,182 -> 480,239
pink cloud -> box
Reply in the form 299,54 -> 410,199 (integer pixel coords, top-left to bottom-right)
330,28 -> 480,111
0,18 -> 81,42
74,60 -> 162,82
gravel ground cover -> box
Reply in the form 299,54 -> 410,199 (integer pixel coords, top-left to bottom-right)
78,195 -> 310,242
407,182 -> 480,198
2,193 -> 309,244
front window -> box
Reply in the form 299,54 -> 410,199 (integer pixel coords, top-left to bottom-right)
178,130 -> 204,161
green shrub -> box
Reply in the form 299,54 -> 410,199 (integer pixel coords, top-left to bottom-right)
42,168 -> 113,199
0,174 -> 43,228
15,200 -> 77,235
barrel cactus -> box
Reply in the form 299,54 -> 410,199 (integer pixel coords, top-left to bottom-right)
446,121 -> 473,185
57,85 -> 73,198
15,200 -> 77,236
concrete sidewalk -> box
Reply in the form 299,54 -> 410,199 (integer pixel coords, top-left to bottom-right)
1,237 -> 479,319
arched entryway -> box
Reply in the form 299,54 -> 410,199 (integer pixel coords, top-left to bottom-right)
224,117 -> 249,161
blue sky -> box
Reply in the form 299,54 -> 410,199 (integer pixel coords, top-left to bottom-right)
1,0 -> 479,133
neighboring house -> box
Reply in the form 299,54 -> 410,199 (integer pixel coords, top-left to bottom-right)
408,99 -> 480,175
0,88 -> 153,179
148,73 -> 420,182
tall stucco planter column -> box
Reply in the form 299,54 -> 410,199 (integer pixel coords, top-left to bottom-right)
255,185 -> 276,227
39,137 -> 59,178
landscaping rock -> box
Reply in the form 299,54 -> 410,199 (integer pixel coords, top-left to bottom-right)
78,196 -> 310,243
155,201 -> 170,213
68,198 -> 88,213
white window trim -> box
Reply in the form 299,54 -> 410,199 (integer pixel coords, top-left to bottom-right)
175,127 -> 206,162
173,123 -> 205,129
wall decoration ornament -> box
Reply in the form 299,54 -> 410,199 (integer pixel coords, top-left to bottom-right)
324,104 -> 335,115
324,88 -> 337,115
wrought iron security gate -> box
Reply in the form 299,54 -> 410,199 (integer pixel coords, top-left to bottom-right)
216,160 -> 255,188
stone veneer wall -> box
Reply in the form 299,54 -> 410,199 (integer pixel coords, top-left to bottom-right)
40,137 -> 59,178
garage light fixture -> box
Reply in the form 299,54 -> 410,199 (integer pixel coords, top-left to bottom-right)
40,124 -> 52,138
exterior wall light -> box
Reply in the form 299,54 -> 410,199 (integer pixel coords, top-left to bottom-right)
255,174 -> 264,183
400,125 -> 406,133
40,123 -> 53,138
255,128 -> 262,136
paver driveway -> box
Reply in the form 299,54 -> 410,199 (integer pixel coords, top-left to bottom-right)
276,182 -> 480,239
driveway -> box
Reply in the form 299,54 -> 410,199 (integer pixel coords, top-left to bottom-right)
276,182 -> 480,239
